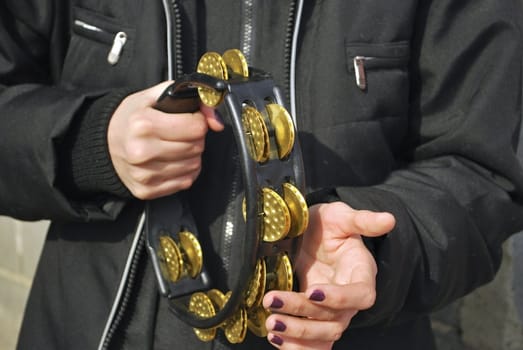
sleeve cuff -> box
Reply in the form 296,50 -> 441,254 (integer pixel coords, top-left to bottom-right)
60,89 -> 134,198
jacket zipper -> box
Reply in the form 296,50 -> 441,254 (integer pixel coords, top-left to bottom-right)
97,213 -> 146,350
97,2 -> 182,348
240,0 -> 255,64
283,0 -> 297,116
217,0 -> 259,277
239,0 -> 298,114
219,0 -> 302,274
171,0 -> 184,78
73,20 -> 128,65
353,56 -> 374,91
352,54 -> 410,91
216,0 -> 259,279
289,0 -> 303,125
219,0 -> 250,276
107,32 -> 128,65
160,0 -> 183,80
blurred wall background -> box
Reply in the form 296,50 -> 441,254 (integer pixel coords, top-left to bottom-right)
0,219 -> 47,350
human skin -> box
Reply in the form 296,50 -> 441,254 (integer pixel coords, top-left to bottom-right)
263,202 -> 396,350
108,81 -> 224,200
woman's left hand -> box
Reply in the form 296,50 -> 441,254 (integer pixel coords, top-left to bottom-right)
262,202 -> 395,349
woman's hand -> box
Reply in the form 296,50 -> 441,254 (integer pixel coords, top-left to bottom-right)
262,202 -> 395,349
107,81 -> 224,199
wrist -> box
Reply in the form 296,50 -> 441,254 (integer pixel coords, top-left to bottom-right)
59,89 -> 134,198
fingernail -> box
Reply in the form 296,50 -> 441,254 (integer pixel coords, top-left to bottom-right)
309,289 -> 325,302
273,320 -> 286,332
270,335 -> 284,346
214,110 -> 224,124
270,297 -> 284,309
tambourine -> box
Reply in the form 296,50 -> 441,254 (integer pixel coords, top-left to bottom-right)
145,49 -> 308,344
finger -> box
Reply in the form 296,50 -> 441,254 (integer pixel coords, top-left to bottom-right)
139,109 -> 210,142
267,331 -> 334,350
262,291 -> 336,320
142,80 -> 175,105
126,156 -> 202,185
350,210 -> 395,236
304,282 -> 377,311
124,136 -> 205,165
200,104 -> 225,132
124,163 -> 201,199
131,176 -> 198,199
264,281 -> 376,319
150,139 -> 205,162
266,313 -> 351,343
316,202 -> 395,238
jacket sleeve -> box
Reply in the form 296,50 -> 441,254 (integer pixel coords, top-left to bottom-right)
325,0 -> 523,326
0,1 -> 132,222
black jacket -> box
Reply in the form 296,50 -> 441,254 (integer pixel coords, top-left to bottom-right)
2,0 -> 523,349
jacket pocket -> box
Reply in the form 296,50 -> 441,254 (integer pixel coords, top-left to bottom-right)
346,41 -> 410,91
60,7 -> 135,89
343,41 -> 411,150
343,41 -> 410,125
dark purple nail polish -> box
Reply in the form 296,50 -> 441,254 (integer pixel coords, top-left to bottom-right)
309,289 -> 326,302
273,320 -> 287,332
214,110 -> 224,124
270,335 -> 284,346
270,297 -> 284,309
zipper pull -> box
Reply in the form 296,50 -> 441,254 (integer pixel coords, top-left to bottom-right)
107,32 -> 127,65
353,56 -> 368,91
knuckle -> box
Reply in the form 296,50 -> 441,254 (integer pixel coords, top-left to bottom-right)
177,174 -> 198,190
191,140 -> 205,155
360,286 -> 376,309
191,167 -> 203,180
191,117 -> 208,137
125,141 -> 150,164
130,168 -> 154,186
330,324 -> 345,341
177,179 -> 192,191
129,114 -> 154,136
293,302 -> 307,317
187,157 -> 202,172
294,323 -> 308,339
131,185 -> 152,200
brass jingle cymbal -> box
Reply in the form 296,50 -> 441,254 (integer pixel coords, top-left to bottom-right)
247,307 -> 271,337
224,306 -> 248,344
282,183 -> 309,238
261,188 -> 291,242
178,230 -> 203,278
242,197 -> 246,221
217,291 -> 248,343
242,105 -> 270,163
158,235 -> 183,282
222,49 -> 249,78
196,52 -> 228,107
274,253 -> 293,292
265,104 -> 295,159
207,288 -> 227,310
208,291 -> 247,344
244,258 -> 267,308
189,292 -> 217,342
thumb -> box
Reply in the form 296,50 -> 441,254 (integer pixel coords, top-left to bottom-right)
143,80 -> 175,106
350,210 -> 396,237
316,202 -> 395,238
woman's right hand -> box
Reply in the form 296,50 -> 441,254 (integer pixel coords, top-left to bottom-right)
107,81 -> 224,199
